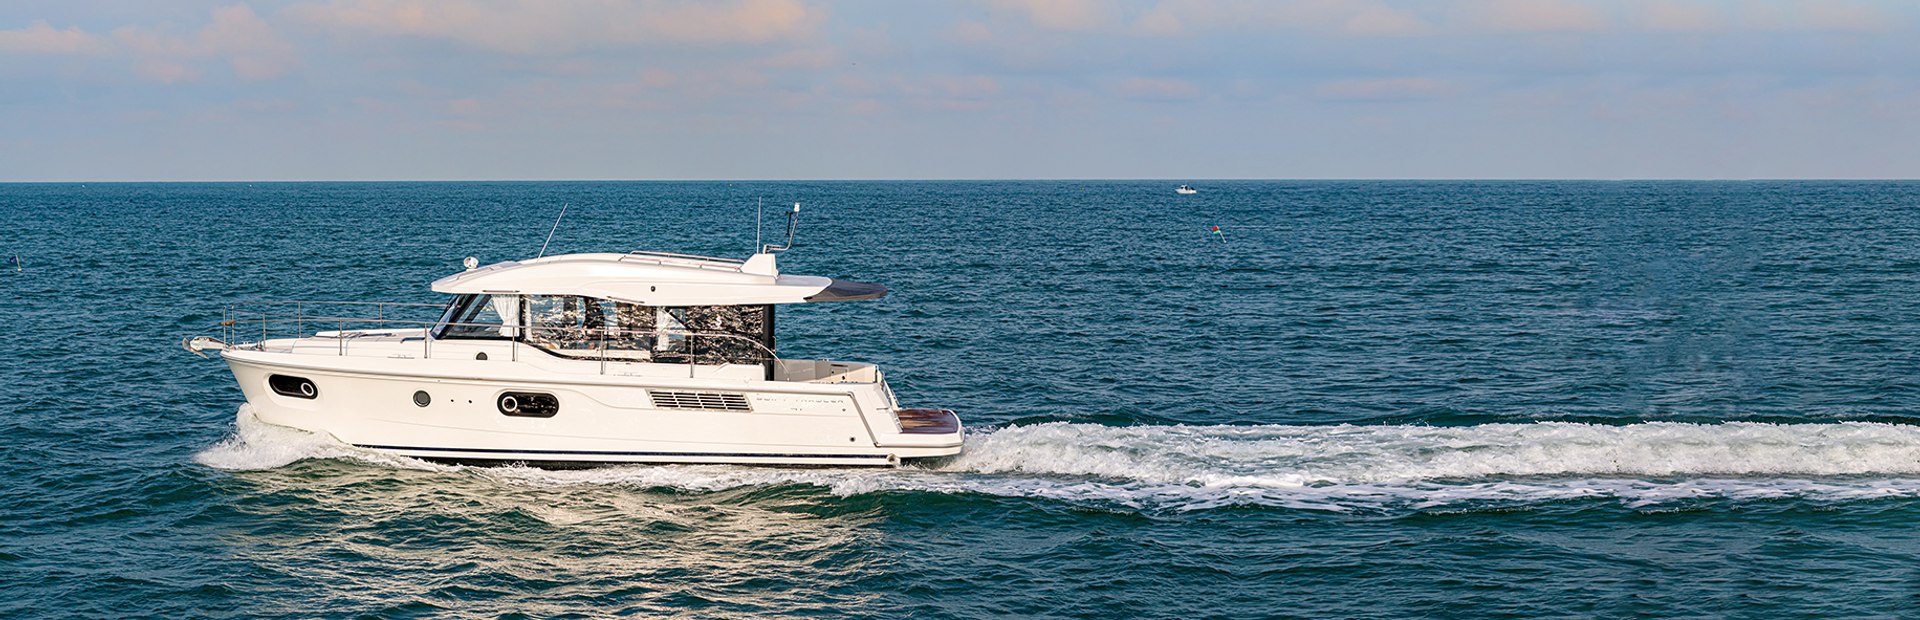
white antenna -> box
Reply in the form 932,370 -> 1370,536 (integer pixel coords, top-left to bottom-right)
536,202 -> 569,258
761,203 -> 801,253
754,198 -> 763,253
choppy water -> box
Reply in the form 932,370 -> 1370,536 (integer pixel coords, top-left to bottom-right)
7,181 -> 1920,617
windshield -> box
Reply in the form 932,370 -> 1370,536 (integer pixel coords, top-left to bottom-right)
434,294 -> 518,339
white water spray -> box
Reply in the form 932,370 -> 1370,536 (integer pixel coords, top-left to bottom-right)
196,407 -> 1920,511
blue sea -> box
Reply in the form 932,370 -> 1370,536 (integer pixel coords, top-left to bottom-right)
7,180 -> 1920,618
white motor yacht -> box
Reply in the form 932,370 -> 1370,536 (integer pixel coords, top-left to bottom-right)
1176,185 -> 1198,195
185,213 -> 962,467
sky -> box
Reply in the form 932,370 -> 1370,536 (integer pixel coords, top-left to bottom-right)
1,0 -> 1917,181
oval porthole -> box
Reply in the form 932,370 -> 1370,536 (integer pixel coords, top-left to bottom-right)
268,374 -> 318,400
497,392 -> 559,418
413,390 -> 431,407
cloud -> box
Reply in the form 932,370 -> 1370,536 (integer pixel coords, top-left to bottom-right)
1457,0 -> 1608,33
988,0 -> 1904,39
988,0 -> 1111,32
1314,77 -> 1455,101
950,19 -> 995,43
134,59 -> 202,84
0,20 -> 109,55
1635,0 -> 1720,32
847,74 -> 1005,111
113,4 -> 299,81
1343,5 -> 1429,36
0,6 -> 296,82
759,46 -> 838,70
1778,0 -> 1897,32
1629,0 -> 1900,34
291,0 -> 820,53
1129,0 -> 1429,37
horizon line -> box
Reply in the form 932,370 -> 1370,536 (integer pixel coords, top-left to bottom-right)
3,177 -> 1917,184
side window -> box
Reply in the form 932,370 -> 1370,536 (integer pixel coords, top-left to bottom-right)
524,295 -> 607,351
514,298 -> 771,366
680,305 -> 771,365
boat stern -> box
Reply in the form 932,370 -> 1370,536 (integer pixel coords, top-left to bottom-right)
874,406 -> 965,463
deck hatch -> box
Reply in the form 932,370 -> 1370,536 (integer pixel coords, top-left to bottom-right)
649,390 -> 752,412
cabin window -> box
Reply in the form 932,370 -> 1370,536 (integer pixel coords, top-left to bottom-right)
523,295 -> 615,353
518,295 -> 772,366
434,294 -> 518,340
671,305 -> 773,366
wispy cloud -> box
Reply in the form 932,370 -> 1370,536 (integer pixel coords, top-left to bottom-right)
1630,0 -> 1902,34
1129,0 -> 1429,37
1,5 -> 296,82
0,20 -> 109,55
2,1 -> 1918,180
113,4 -> 298,81
987,0 -> 1112,32
1455,0 -> 1608,33
1314,77 -> 1456,101
289,0 -> 820,53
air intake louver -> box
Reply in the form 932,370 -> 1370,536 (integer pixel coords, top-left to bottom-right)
650,391 -> 752,412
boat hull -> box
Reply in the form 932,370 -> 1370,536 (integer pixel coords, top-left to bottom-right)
223,351 -> 963,467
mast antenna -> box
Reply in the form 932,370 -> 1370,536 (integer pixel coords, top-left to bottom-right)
761,203 -> 800,253
755,198 -> 763,254
536,202 -> 569,258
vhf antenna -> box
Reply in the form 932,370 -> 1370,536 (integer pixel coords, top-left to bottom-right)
754,198 -> 763,253
536,202 -> 569,258
761,203 -> 800,253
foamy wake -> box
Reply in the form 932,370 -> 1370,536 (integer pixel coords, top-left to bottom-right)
197,406 -> 1920,511
193,406 -> 437,471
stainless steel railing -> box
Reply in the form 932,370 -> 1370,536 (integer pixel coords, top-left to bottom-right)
216,300 -> 444,352
623,249 -> 746,264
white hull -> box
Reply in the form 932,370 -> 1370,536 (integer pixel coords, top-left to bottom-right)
221,337 -> 963,467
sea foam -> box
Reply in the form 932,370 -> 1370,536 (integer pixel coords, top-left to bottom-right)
197,406 -> 1920,511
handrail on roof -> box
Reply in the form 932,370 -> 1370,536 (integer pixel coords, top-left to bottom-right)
232,300 -> 446,308
623,249 -> 746,264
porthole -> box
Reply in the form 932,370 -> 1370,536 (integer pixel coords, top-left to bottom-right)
475,352 -> 488,361
268,375 -> 318,400
498,392 -> 559,418
413,390 -> 431,407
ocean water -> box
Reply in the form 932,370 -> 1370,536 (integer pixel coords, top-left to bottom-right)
6,180 -> 1920,617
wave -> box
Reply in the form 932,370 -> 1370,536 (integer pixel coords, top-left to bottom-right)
197,406 -> 1920,511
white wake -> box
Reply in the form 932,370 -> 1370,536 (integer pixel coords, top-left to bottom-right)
197,406 -> 1920,511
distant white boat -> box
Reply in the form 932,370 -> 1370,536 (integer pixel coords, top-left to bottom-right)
1176,185 -> 1198,195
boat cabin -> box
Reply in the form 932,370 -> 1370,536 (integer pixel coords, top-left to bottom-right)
434,293 -> 776,366
426,251 -> 885,378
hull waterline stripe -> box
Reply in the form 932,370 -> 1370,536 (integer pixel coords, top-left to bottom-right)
353,443 -> 891,460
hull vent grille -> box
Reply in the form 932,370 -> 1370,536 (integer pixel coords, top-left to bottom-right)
650,391 -> 751,412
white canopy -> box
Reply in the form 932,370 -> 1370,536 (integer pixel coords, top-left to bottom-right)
430,251 -> 886,306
